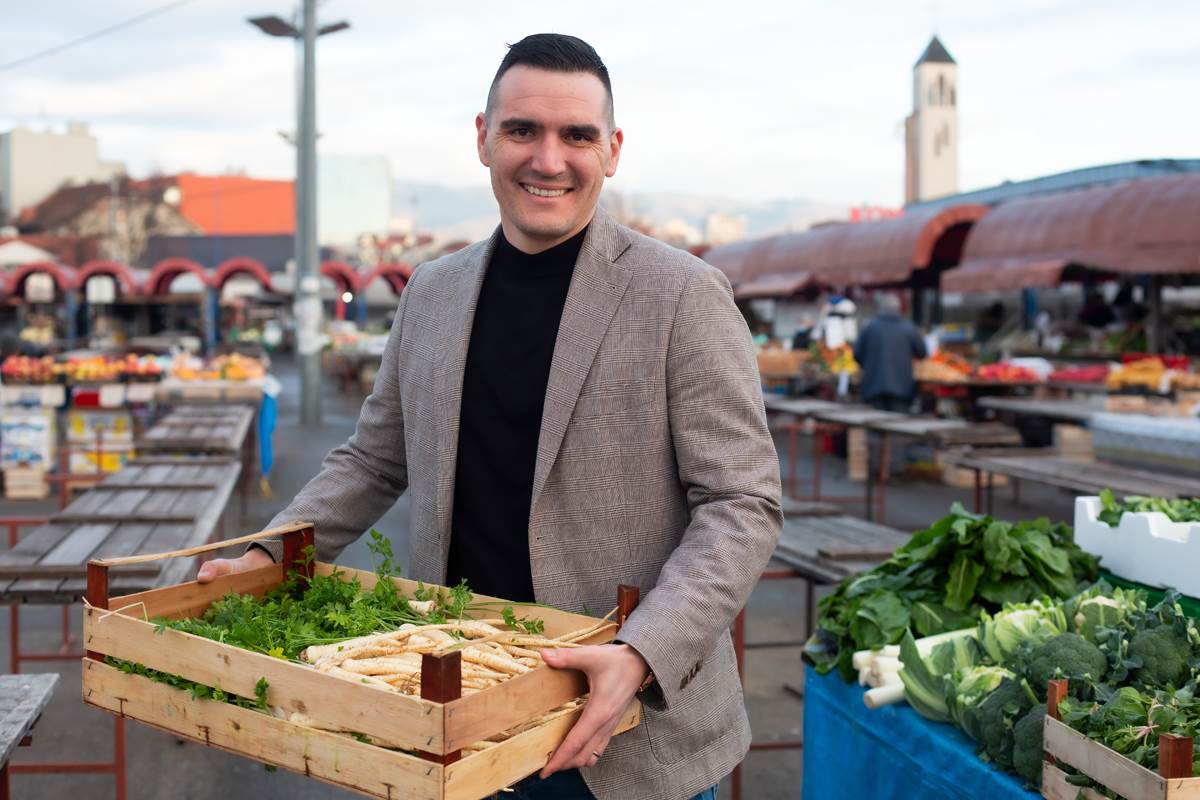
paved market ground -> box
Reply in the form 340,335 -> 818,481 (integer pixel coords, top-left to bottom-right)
1,355 -> 1079,799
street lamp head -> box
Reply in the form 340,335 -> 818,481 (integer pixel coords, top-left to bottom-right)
248,15 -> 300,38
318,21 -> 351,36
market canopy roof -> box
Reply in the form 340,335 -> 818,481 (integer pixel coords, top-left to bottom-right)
704,203 -> 987,296
944,174 -> 1200,293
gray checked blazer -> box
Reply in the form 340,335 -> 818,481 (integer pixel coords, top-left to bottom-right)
263,207 -> 783,800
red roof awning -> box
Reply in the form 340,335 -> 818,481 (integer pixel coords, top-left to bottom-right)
944,174 -> 1200,293
702,204 -> 987,296
733,272 -> 812,300
809,204 -> 988,286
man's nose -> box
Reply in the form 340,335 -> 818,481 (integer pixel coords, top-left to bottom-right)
529,136 -> 566,177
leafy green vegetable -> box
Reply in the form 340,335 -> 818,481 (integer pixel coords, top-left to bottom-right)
977,600 -> 1067,666
1011,706 -> 1047,787
1098,490 -> 1200,527
804,505 -> 1099,679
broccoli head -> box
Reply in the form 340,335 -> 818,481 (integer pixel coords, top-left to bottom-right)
1025,633 -> 1107,696
1012,707 -> 1047,787
975,677 -> 1038,768
1129,625 -> 1191,688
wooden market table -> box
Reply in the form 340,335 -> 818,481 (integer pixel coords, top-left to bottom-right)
730,511 -> 910,800
939,448 -> 1200,515
862,416 -> 1022,524
136,404 -> 256,521
977,396 -> 1102,423
0,457 -> 241,799
0,673 -> 58,799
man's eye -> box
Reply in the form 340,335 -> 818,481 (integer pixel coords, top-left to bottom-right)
569,133 -> 591,143
512,128 -> 532,137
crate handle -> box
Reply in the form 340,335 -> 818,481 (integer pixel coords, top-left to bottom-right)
88,522 -> 314,567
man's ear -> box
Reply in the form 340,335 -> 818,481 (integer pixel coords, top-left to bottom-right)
476,112 -> 490,167
605,127 -> 624,178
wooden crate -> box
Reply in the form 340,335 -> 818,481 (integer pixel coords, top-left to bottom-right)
82,524 -> 641,800
3,466 -> 48,499
1041,679 -> 1198,800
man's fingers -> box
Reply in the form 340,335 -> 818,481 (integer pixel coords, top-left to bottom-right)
196,559 -> 231,584
539,697 -> 609,778
540,645 -> 593,670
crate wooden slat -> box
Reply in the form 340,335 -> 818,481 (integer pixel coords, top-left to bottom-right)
83,659 -> 637,800
82,529 -> 641,799
83,659 -> 443,800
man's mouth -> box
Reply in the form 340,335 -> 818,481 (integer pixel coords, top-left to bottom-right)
521,183 -> 571,198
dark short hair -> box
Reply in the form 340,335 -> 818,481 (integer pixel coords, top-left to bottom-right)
485,33 -> 615,128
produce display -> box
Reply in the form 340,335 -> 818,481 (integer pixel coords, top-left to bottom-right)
866,581 -> 1200,790
914,352 -> 972,383
171,353 -> 266,382
807,343 -> 860,375
1047,364 -> 1111,384
1097,489 -> 1200,526
110,533 -> 604,754
1106,357 -> 1169,391
802,505 -> 1100,681
973,362 -> 1042,383
1,354 -> 162,384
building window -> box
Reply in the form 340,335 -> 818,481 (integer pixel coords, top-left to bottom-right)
938,74 -> 945,105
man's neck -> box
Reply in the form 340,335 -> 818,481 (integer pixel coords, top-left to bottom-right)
500,214 -> 595,255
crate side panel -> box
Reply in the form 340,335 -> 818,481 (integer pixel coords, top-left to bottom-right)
82,659 -> 442,800
1042,764 -> 1108,800
444,666 -> 588,753
443,700 -> 639,800
1043,716 -> 1166,800
110,563 -> 285,618
83,607 -> 445,753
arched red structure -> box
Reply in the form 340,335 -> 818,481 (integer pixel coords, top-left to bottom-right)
212,257 -> 274,293
146,257 -> 212,295
364,263 -> 413,296
74,260 -> 139,295
320,260 -> 362,293
6,261 -> 74,297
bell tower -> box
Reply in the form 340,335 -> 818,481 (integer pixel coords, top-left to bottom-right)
904,36 -> 958,204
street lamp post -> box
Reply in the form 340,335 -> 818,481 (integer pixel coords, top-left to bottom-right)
249,3 -> 348,426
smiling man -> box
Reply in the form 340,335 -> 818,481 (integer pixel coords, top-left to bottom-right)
198,33 -> 781,800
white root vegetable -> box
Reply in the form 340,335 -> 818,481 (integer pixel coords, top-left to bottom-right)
858,666 -> 873,687
863,683 -> 906,709
852,650 -> 875,671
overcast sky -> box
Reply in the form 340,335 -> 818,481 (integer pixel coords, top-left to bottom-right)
3,0 -> 1198,209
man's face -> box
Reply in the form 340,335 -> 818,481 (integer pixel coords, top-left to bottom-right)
477,66 -> 623,254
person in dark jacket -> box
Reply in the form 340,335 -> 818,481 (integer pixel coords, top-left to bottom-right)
853,294 -> 927,411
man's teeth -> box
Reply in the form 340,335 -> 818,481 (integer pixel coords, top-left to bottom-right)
522,184 -> 568,198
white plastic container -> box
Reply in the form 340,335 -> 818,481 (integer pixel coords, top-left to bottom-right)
1075,496 -> 1200,595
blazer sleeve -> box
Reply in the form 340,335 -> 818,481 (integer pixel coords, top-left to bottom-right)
614,264 -> 783,710
252,269 -> 417,565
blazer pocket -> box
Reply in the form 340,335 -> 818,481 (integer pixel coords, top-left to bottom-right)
572,384 -> 660,419
642,665 -> 744,765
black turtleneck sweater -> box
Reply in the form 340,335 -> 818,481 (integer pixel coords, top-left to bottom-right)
446,226 -> 587,603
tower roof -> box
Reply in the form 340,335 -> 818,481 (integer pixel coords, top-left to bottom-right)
915,35 -> 955,67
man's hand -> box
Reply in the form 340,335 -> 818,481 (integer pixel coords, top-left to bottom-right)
538,643 -> 649,778
196,546 -> 275,584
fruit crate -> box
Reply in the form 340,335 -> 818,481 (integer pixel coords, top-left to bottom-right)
1041,679 -> 1198,800
82,524 -> 641,800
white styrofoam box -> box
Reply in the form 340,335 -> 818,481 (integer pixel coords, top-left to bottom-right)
1075,496 -> 1200,595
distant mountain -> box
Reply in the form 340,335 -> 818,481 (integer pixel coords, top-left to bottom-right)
393,179 -> 845,242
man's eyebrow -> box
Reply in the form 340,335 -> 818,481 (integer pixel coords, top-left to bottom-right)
563,124 -> 601,138
498,118 -> 540,131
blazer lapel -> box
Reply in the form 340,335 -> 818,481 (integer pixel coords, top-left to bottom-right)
432,233 -> 496,571
531,208 -> 634,509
